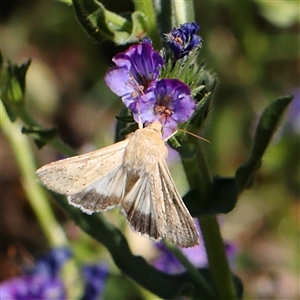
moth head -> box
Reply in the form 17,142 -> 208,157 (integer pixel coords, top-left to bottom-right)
147,121 -> 163,134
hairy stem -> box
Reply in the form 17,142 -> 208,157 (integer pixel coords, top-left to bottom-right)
0,102 -> 68,247
133,0 -> 162,48
172,0 -> 195,25
181,139 -> 237,300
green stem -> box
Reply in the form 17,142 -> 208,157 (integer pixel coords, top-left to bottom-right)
172,0 -> 195,24
198,215 -> 237,299
0,102 -> 68,247
133,0 -> 162,48
1,102 -> 83,298
181,139 -> 237,300
156,0 -> 172,34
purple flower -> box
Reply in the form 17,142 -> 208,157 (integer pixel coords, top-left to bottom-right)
284,89 -> 300,135
0,248 -> 111,300
81,263 -> 109,300
153,79 -> 196,138
152,220 -> 206,274
105,41 -> 164,124
32,248 -> 72,277
152,242 -> 184,274
0,248 -> 71,300
166,22 -> 202,59
0,276 -> 66,300
152,220 -> 237,274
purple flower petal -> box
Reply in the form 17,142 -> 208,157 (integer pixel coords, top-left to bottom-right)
152,243 -> 185,274
113,42 -> 163,85
33,248 -> 72,277
128,92 -> 157,124
0,275 -> 66,300
166,22 -> 202,59
0,248 -> 71,300
104,66 -> 133,97
152,220 -> 238,274
153,79 -> 196,138
284,88 -> 300,135
81,263 -> 109,300
180,220 -> 208,270
152,220 -> 205,274
105,41 -> 164,124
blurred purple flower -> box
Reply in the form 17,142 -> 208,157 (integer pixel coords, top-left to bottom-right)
252,89 -> 300,141
0,276 -> 66,300
284,89 -> 300,135
224,242 -> 238,267
153,79 -> 196,138
152,242 -> 184,274
32,248 -> 72,277
0,248 -> 110,300
166,22 -> 202,59
152,220 -> 237,274
105,40 -> 164,124
81,263 -> 109,300
0,248 -> 71,300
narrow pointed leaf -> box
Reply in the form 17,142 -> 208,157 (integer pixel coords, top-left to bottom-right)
235,95 -> 294,193
1,59 -> 31,121
22,126 -> 58,149
72,0 -> 147,44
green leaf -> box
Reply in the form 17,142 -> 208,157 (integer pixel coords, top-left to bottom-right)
103,274 -> 145,300
1,59 -> 31,121
115,115 -> 134,124
55,0 -> 73,5
183,177 -> 239,216
72,0 -> 114,41
22,126 -> 58,149
114,107 -> 136,142
72,0 -> 148,44
7,59 -> 31,96
117,123 -> 138,140
235,95 -> 294,193
0,51 -> 3,70
127,11 -> 148,41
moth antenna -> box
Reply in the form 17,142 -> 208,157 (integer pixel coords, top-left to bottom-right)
177,128 -> 210,143
164,127 -> 210,143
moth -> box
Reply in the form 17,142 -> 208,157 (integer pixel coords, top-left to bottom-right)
36,121 -> 199,247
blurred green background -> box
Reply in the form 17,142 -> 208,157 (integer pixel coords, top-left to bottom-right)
1,1 -> 299,299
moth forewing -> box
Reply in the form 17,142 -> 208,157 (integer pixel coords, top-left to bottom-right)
157,159 -> 199,247
67,166 -> 127,214
121,173 -> 162,241
36,139 -> 128,195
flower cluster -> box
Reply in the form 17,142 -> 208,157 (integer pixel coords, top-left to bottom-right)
0,248 -> 109,300
166,22 -> 202,60
105,23 -> 202,138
